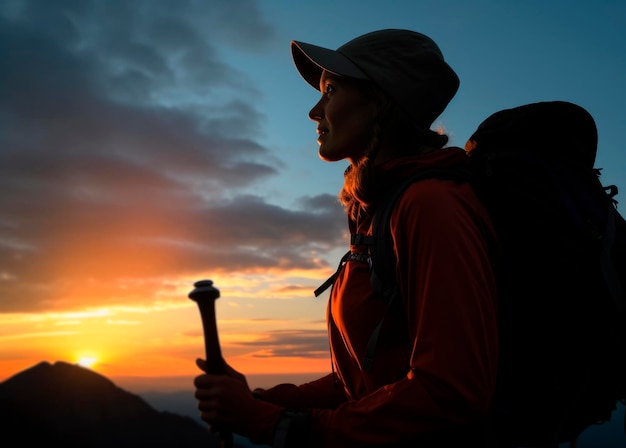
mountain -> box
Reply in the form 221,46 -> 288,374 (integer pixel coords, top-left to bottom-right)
0,361 -> 220,447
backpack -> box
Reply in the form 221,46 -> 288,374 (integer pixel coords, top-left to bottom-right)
462,101 -> 626,446
318,101 -> 626,446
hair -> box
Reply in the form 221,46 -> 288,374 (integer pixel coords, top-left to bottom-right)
338,80 -> 450,220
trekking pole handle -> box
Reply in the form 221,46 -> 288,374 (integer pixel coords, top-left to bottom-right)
189,279 -> 233,448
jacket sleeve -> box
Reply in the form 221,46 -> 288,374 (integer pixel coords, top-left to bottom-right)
291,179 -> 499,447
250,373 -> 348,447
254,372 -> 347,410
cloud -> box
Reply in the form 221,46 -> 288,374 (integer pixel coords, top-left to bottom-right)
239,329 -> 330,359
0,0 -> 345,313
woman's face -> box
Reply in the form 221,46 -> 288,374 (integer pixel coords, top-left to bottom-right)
308,71 -> 377,164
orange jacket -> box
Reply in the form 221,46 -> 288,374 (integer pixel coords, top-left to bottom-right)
256,147 -> 499,447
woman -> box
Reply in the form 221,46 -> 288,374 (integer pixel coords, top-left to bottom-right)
194,29 -> 499,447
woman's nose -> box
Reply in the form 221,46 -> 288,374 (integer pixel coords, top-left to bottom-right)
309,98 -> 324,121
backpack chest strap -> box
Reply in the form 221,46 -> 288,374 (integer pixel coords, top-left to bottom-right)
351,233 -> 375,246
313,250 -> 370,297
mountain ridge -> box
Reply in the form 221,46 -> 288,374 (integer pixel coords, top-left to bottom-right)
0,360 -> 219,447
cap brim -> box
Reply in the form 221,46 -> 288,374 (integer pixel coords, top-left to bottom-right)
291,40 -> 369,91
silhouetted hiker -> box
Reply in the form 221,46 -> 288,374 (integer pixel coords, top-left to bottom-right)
193,29 -> 498,447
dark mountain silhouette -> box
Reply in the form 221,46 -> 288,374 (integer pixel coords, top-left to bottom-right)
0,361 -> 219,447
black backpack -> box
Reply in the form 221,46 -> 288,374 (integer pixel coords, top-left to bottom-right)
318,101 -> 626,446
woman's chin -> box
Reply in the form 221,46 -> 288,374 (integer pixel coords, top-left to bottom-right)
318,146 -> 344,163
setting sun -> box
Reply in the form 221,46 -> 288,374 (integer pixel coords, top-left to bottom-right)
77,356 -> 98,368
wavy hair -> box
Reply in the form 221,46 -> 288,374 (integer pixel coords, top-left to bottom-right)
339,81 -> 450,220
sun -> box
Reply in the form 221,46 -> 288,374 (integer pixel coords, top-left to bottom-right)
77,356 -> 98,368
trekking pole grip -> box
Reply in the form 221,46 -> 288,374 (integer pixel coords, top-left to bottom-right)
189,279 -> 233,448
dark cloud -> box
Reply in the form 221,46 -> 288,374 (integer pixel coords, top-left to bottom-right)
0,0 -> 345,313
240,329 -> 330,359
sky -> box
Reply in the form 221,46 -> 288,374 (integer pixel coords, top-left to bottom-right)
1,0 -> 625,389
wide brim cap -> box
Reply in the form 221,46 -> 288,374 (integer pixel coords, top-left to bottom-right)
290,29 -> 460,129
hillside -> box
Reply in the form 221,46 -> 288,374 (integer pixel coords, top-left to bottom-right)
0,361 -> 219,447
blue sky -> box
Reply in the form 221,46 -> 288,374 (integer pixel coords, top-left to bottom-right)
0,0 -> 625,386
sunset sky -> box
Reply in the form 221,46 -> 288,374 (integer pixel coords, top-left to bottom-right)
1,0 -> 625,391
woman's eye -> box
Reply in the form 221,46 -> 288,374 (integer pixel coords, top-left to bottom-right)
324,83 -> 335,95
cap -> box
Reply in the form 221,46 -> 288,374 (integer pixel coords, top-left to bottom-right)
291,29 -> 460,129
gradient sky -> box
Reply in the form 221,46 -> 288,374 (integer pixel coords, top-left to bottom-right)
1,0 -> 625,386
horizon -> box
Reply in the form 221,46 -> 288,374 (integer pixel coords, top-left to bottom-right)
0,359 -> 326,394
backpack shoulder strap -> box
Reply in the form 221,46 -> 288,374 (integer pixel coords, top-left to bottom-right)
601,195 -> 626,312
367,167 -> 471,300
361,167 -> 471,371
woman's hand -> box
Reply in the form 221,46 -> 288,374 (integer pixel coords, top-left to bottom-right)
195,358 -> 249,387
194,359 -> 257,435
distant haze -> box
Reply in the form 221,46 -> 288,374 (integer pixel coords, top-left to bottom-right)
113,372 -> 326,394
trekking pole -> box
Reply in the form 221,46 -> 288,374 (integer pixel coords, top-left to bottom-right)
189,279 -> 234,448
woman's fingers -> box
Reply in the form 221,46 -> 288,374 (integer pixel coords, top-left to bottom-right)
196,357 -> 210,372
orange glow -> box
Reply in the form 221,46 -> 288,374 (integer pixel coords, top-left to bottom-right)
0,272 -> 331,388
